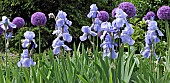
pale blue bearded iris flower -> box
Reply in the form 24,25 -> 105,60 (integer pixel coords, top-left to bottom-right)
80,26 -> 97,41
5,32 -> 13,39
120,23 -> 135,45
52,39 -> 71,54
87,4 -> 98,18
93,18 -> 102,33
0,16 -> 16,30
17,49 -> 36,67
51,11 -> 73,55
23,31 -> 37,48
141,18 -> 163,58
100,34 -> 118,59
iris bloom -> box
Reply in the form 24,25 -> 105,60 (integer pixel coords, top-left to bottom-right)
120,23 -> 135,45
52,39 -> 72,54
87,4 -> 98,18
112,8 -> 128,29
23,31 -> 37,48
80,26 -> 97,41
5,32 -> 13,39
141,17 -> 163,58
0,16 -> 16,30
55,11 -> 72,34
17,49 -> 36,67
100,34 -> 117,59
93,18 -> 102,33
141,45 -> 156,58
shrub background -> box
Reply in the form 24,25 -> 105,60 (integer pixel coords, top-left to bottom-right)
0,0 -> 169,54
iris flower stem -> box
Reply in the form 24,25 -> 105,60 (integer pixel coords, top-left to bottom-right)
128,45 -> 130,56
4,26 -> 7,77
150,43 -> 155,78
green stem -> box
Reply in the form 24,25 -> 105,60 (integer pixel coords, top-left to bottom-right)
4,26 -> 7,77
128,45 -> 130,56
39,27 -> 41,58
165,20 -> 170,56
38,27 -> 41,68
19,34 -> 21,57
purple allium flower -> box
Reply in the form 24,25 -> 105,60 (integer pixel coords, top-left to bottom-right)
97,11 -> 109,22
143,11 -> 155,20
157,6 -> 170,20
118,2 -> 136,18
80,26 -> 97,41
112,8 -> 118,18
31,12 -> 47,26
12,17 -> 25,28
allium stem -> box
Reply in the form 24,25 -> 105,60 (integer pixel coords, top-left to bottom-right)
165,20 -> 170,59
19,34 -> 21,57
38,27 -> 41,67
39,27 -> 41,55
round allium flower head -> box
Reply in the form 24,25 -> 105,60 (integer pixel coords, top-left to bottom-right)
12,17 -> 25,28
31,12 -> 47,26
144,11 -> 155,20
157,6 -> 170,20
97,11 -> 109,22
118,2 -> 136,18
112,8 -> 118,18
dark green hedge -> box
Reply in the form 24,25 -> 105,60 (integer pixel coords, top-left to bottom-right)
0,0 -> 169,53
